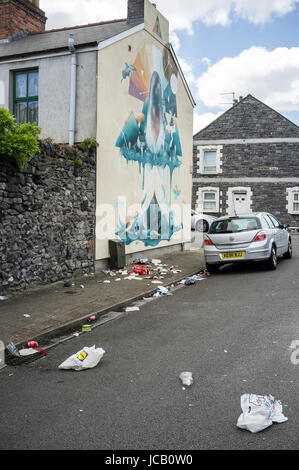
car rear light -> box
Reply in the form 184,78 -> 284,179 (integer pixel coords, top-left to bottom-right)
204,237 -> 214,246
253,232 -> 267,242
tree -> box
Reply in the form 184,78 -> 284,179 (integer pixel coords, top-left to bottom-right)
0,108 -> 40,170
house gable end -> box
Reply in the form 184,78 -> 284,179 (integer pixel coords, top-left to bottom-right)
194,94 -> 299,140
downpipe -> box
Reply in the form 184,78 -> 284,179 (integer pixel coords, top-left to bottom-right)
69,35 -> 77,146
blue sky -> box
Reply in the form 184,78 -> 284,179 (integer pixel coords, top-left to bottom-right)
41,0 -> 299,133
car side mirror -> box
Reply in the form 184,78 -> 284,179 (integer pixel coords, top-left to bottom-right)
280,223 -> 289,229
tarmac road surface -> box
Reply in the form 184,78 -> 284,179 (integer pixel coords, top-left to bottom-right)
0,237 -> 299,450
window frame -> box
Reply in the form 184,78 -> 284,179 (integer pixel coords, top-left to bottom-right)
203,150 -> 217,173
203,191 -> 217,212
292,192 -> 299,212
13,68 -> 39,125
286,187 -> 299,215
197,145 -> 223,175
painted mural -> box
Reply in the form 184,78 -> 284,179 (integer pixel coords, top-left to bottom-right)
116,45 -> 183,247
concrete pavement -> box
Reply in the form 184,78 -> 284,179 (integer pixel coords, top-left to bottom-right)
0,248 -> 205,352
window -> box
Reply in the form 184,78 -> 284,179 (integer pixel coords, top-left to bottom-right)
203,191 -> 217,212
203,151 -> 217,173
292,192 -> 299,212
210,217 -> 261,234
286,188 -> 299,215
197,146 -> 223,175
268,214 -> 280,228
13,69 -> 38,125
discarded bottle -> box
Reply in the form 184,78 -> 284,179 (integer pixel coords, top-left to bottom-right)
7,341 -> 21,357
179,372 -> 193,386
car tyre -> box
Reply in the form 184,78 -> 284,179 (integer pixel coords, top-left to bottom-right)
283,239 -> 292,259
206,263 -> 219,274
196,219 -> 209,233
266,245 -> 278,270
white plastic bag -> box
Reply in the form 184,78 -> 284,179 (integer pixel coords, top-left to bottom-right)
58,346 -> 105,371
237,394 -> 288,433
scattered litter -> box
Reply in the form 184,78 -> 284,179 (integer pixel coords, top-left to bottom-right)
80,285 -> 85,289
237,394 -> 288,433
73,333 -> 80,337
82,324 -> 92,333
0,296 -> 8,301
151,259 -> 162,265
179,371 -> 193,387
224,350 -> 228,353
134,265 -> 149,276
64,282 -> 71,288
28,341 -> 38,348
156,286 -> 170,295
125,306 -> 140,312
8,277 -> 14,283
115,278 -> 121,281
58,345 -> 105,371
7,341 -> 20,357
152,280 -> 163,284
19,348 -> 39,356
23,314 -> 31,318
103,280 -> 111,284
89,315 -> 96,322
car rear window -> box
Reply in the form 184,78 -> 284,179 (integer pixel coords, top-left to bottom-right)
209,217 -> 261,234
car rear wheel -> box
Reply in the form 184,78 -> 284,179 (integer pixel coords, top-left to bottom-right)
206,263 -> 219,274
283,239 -> 292,259
196,219 -> 209,232
266,246 -> 278,270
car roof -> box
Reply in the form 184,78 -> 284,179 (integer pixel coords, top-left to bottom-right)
211,213 -> 264,222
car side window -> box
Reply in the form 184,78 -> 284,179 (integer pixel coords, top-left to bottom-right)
268,215 -> 280,228
264,215 -> 275,228
262,216 -> 271,228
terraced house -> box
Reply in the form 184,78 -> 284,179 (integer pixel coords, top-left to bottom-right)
0,0 -> 195,292
193,95 -> 299,228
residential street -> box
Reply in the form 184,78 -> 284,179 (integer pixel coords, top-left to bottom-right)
0,238 -> 299,451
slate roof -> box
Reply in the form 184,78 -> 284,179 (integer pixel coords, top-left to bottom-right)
0,19 -> 141,61
194,94 -> 299,140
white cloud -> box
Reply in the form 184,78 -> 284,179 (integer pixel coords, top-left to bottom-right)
177,55 -> 195,86
196,46 -> 299,112
40,0 -> 299,32
193,111 -> 223,134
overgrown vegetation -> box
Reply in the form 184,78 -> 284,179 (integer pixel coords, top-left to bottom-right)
77,138 -> 98,151
0,108 -> 40,170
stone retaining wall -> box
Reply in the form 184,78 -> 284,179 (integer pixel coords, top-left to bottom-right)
0,141 -> 96,294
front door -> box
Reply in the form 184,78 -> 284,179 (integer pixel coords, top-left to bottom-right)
233,192 -> 249,215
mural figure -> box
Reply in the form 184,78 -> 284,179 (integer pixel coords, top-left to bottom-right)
153,16 -> 162,39
121,63 -> 136,82
116,45 -> 183,246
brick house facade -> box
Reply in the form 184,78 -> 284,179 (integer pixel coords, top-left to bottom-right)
193,94 -> 299,227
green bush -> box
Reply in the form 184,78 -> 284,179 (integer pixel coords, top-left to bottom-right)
0,108 -> 40,170
77,138 -> 98,151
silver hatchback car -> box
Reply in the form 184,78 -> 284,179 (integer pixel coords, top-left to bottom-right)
204,212 -> 292,273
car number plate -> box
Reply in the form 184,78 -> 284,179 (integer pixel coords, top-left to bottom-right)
222,252 -> 245,259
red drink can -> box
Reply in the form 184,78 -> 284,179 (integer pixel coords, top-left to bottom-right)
28,341 -> 38,348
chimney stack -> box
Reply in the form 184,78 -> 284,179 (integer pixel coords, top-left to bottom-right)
127,0 -> 145,24
0,0 -> 46,40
